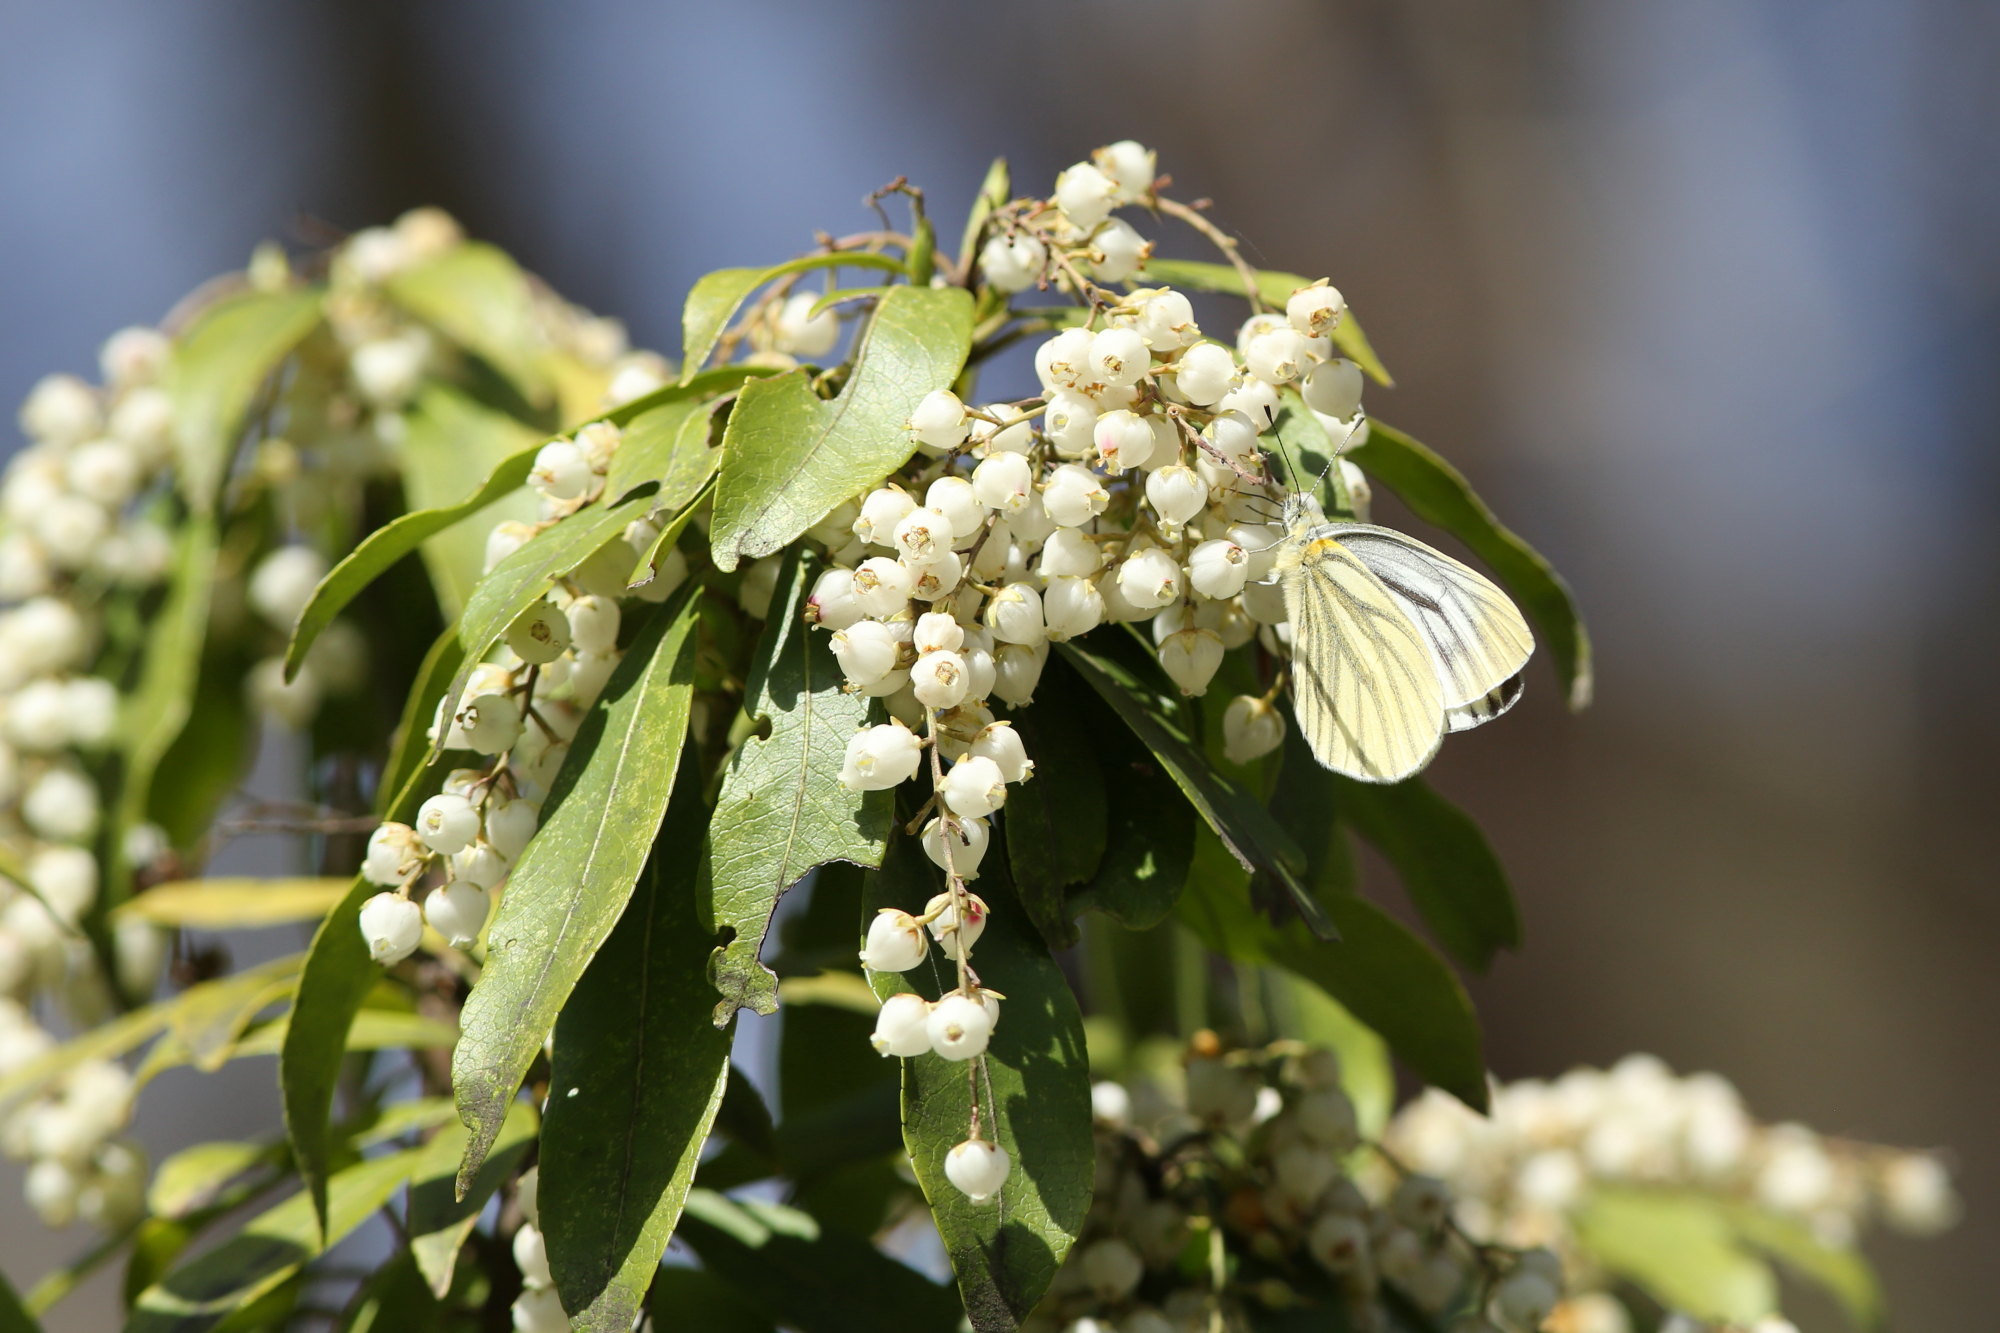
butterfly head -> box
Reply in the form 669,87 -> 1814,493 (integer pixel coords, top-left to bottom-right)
1281,488 -> 1328,537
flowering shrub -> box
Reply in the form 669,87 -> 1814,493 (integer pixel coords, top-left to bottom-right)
0,146 -> 1950,1331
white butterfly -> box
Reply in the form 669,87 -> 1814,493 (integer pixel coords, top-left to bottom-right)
1274,490 -> 1533,782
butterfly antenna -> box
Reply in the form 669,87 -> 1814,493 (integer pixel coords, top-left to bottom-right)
1311,408 -> 1368,493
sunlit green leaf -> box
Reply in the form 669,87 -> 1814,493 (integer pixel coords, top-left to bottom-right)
384,241 -> 548,401
866,839 -> 1092,1332
453,590 -> 702,1191
679,252 -> 911,381
408,1103 -> 538,1298
542,770 -> 733,1332
1723,1202 -> 1885,1330
705,551 -> 891,1023
1574,1188 -> 1778,1326
708,285 -> 973,570
1350,420 -> 1592,709
115,878 -> 351,929
1140,258 -> 1392,387
398,385 -> 545,618
167,286 -> 324,512
147,1141 -> 282,1220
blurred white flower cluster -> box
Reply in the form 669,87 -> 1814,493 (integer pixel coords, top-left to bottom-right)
1381,1054 -> 1958,1331
1027,1038 -> 1564,1333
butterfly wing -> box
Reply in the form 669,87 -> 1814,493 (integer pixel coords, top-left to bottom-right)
1322,523 -> 1535,710
1446,672 -> 1524,733
1280,535 -> 1446,782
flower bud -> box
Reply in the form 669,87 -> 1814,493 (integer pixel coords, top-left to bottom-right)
850,556 -> 914,617
1035,328 -> 1097,393
1300,358 -> 1364,420
926,992 -> 994,1060
507,603 -> 571,664
941,756 -> 1007,818
1041,463 -> 1109,528
1092,409 -> 1156,474
452,841 -> 509,889
529,439 -> 593,501
23,766 -> 100,842
1244,327 -> 1308,386
923,890 -> 990,950
908,551 -> 965,602
1093,139 -> 1157,201
945,1138 -> 1010,1202
912,611 -> 964,655
967,721 -> 1034,783
1090,327 -> 1150,388
364,822 -> 425,886
772,291 -> 840,358
1220,695 -> 1284,765
1145,466 -> 1208,526
1039,527 -> 1103,579
871,992 -> 933,1056
485,797 -> 540,860
922,814 -> 990,879
982,581 -> 1046,647
425,881 -> 490,948
1173,342 -> 1237,407
1136,288 -> 1198,349
1189,539 -> 1252,600
1287,282 -> 1346,337
1115,547 -> 1181,611
1088,219 -> 1152,285
359,892 -> 424,965
1054,161 -> 1117,231
991,642 -> 1047,707
925,476 -> 982,539
456,693 -> 524,755
840,722 -> 923,791
1158,628 -> 1224,696
415,793 -> 480,855
978,234 -> 1047,294
1041,574 -> 1104,643
831,619 -> 901,687
855,486 -> 918,547
911,649 -> 971,709
1043,390 -> 1097,457
860,909 -> 929,973
972,451 -> 1033,514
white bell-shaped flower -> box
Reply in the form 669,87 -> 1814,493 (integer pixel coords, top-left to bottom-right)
926,992 -> 994,1061
921,814 -> 990,879
870,992 -> 933,1057
359,892 -> 424,965
945,1138 -> 1011,1202
839,722 -> 923,791
859,908 -> 929,973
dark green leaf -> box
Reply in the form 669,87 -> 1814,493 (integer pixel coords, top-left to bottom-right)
337,1251 -> 457,1333
542,767 -> 734,1333
453,589 -> 702,1191
1349,420 -> 1592,709
384,241 -> 548,400
1057,639 -> 1328,939
865,840 -> 1093,1331
398,385 -> 545,618
679,252 -> 911,381
645,1267 -> 774,1333
1332,775 -> 1519,971
602,384 -> 737,506
1070,709 -> 1194,931
1140,258 -> 1392,387
704,552 -> 891,1023
167,287 -> 324,511
408,1103 -> 538,1298
128,1143 -> 427,1333
147,645 -> 256,850
1002,672 -> 1107,948
281,631 -> 461,1236
677,1190 -> 961,1333
1178,831 -> 1487,1110
0,1267 -> 39,1333
708,285 -> 973,570
431,488 -> 656,754
1573,1188 -> 1778,1326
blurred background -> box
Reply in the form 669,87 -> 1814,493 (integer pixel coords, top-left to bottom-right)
1,0 -> 1993,1326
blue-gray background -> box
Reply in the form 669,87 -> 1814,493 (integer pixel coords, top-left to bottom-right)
1,2 -> 1993,1328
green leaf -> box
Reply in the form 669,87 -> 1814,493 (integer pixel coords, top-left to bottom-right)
1573,1188 -> 1778,1326
147,647 -> 256,851
1002,674 -> 1107,949
1269,973 -> 1395,1139
337,1251 -> 457,1333
115,516 -> 220,901
1057,639 -> 1328,938
431,489 -> 657,754
128,1144 -> 428,1333
645,1267 -> 774,1333
281,641 -> 460,1236
679,251 -> 911,381
865,840 -> 1093,1331
398,385 -> 545,618
230,1008 -> 459,1061
677,1190 -> 962,1333
0,1268 -> 40,1333
957,157 -> 1011,279
1332,775 -> 1519,971
134,965 -> 297,1083
1177,830 -> 1487,1110
1350,420 -> 1592,709
115,878 -> 351,929
1141,258 -> 1393,387
167,286 -> 324,512
1069,707 -> 1195,931
1270,390 -> 1356,517
601,376 -> 750,504
708,285 -> 973,571
1722,1202 -> 1884,1330
704,551 -> 892,1024
384,241 -> 548,400
408,1103 -> 539,1298
147,1141 -> 282,1220
452,589 -> 703,1191
542,770 -> 733,1332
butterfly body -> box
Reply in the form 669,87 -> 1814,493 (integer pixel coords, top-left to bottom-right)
1275,491 -> 1533,782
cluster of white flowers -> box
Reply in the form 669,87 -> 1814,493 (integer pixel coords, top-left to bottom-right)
502,1164 -> 574,1333
1381,1055 -> 1959,1332
1026,1039 -> 1561,1333
357,415 -> 689,968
